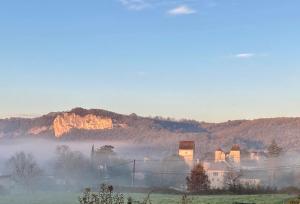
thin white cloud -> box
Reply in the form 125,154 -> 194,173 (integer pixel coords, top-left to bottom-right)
235,53 -> 255,59
1,113 -> 41,119
137,71 -> 147,77
118,0 -> 202,13
167,5 -> 196,15
119,0 -> 150,10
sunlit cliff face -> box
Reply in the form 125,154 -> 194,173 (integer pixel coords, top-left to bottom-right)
53,113 -> 113,137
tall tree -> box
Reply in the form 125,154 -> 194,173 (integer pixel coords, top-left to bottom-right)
54,145 -> 97,189
91,145 -> 131,185
267,139 -> 283,157
267,139 -> 283,186
93,145 -> 116,166
6,152 -> 42,191
186,163 -> 210,193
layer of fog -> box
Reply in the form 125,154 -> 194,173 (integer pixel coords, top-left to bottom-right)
0,138 -> 172,175
1,138 -> 300,191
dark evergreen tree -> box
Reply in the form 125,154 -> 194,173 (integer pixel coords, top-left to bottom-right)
267,139 -> 283,157
186,163 -> 210,193
267,140 -> 283,187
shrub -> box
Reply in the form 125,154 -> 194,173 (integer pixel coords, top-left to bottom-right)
79,184 -> 125,204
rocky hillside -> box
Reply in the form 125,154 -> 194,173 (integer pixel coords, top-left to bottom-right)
1,108 -> 300,152
53,113 -> 113,137
0,107 -> 204,138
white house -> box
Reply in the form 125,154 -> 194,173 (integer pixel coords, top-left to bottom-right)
204,145 -> 261,189
204,161 -> 231,189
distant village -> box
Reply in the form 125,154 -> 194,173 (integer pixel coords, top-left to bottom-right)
178,141 -> 262,189
0,138 -> 287,194
88,140 -> 282,191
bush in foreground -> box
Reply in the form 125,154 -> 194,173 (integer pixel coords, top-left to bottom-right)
79,184 -> 125,204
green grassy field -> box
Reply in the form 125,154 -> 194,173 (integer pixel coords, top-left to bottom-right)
0,192 -> 294,204
127,193 -> 293,204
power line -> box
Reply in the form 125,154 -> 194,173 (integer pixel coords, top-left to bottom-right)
106,160 -> 134,169
106,159 -> 300,169
96,157 -> 300,177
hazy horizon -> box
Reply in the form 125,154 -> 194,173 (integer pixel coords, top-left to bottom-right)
2,106 -> 300,123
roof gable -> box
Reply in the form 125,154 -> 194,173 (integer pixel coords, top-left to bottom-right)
179,141 -> 195,150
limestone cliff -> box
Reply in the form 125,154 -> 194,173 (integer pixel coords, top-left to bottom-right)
28,126 -> 49,135
4,107 -> 300,151
53,113 -> 113,137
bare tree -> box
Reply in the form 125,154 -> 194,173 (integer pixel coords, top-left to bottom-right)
224,169 -> 242,192
54,145 -> 97,189
6,152 -> 42,191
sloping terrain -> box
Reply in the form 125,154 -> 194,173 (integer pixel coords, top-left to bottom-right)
1,108 -> 300,152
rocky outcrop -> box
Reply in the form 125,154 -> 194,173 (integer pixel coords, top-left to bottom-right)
28,126 -> 49,135
2,107 -> 300,151
53,113 -> 113,137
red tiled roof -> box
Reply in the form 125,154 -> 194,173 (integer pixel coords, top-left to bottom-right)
179,141 -> 195,150
231,144 -> 240,151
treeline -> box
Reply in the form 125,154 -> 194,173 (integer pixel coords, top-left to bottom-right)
0,145 -> 131,194
0,141 -> 297,196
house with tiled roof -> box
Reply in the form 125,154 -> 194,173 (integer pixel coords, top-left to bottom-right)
205,145 -> 262,189
178,141 -> 195,168
214,144 -> 241,164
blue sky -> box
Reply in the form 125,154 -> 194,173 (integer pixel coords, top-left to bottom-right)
0,0 -> 300,122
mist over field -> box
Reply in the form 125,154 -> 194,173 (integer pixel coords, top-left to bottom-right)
1,132 -> 300,204
0,139 -> 130,161
1,137 -> 300,187
0,138 -> 169,173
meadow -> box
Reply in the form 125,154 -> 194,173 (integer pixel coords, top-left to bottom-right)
0,192 -> 294,204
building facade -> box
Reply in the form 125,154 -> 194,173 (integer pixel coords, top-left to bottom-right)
214,144 -> 241,164
178,141 -> 195,168
229,144 -> 241,164
205,162 -> 230,189
215,148 -> 226,162
205,144 -> 261,189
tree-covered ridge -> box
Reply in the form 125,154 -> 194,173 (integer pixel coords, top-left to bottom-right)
1,108 -> 300,151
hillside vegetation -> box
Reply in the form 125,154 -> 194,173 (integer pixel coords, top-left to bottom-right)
1,108 -> 300,152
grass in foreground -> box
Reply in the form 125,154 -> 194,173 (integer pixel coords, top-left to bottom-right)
127,193 -> 293,204
0,192 -> 293,204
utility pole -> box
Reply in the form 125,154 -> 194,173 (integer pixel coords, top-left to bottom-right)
132,159 -> 136,187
